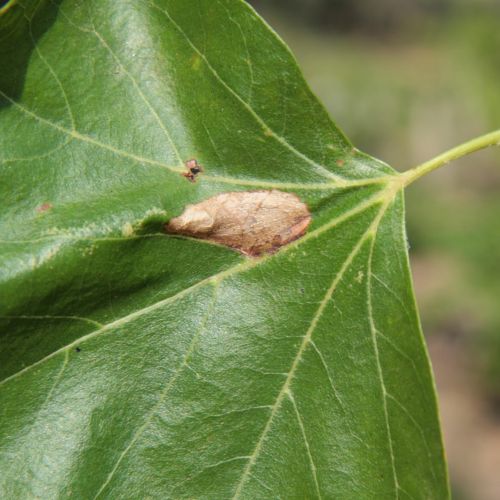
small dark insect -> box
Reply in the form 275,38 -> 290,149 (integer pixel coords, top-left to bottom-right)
75,347 -> 81,353
182,159 -> 203,182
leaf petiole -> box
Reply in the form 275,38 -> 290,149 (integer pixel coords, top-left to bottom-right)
402,129 -> 500,187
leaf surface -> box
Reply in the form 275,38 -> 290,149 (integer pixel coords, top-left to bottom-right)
0,0 -> 448,498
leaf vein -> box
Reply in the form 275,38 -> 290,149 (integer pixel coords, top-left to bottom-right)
386,392 -> 437,482
0,315 -> 103,328
91,28 -> 184,165
232,200 -> 389,498
148,0 -> 344,182
367,209 -> 400,498
287,389 -> 321,499
20,0 -> 76,131
93,284 -> 219,499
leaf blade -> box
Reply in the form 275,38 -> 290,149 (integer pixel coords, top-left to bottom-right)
0,0 -> 448,498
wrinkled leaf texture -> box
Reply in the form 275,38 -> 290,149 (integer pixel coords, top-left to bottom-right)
0,0 -> 448,498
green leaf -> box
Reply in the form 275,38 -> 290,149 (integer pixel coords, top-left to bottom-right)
0,0 -> 448,498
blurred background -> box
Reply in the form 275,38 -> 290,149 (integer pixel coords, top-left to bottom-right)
248,1 -> 500,498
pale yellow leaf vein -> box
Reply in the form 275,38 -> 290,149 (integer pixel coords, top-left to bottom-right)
385,392 -> 436,482
199,405 -> 273,421
0,315 -> 103,328
0,137 -> 73,163
44,350 -> 70,403
309,340 -> 367,448
367,211 -> 400,498
5,350 -> 69,478
371,272 -> 412,322
216,0 -> 254,103
27,2 -> 75,131
169,456 -> 252,496
148,0 -> 345,183
376,329 -> 428,398
309,339 -> 345,411
93,283 -> 219,499
92,29 -> 184,165
232,200 -> 390,499
287,389 -> 321,499
0,89 -> 183,173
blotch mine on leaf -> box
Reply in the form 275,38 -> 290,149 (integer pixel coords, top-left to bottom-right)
165,190 -> 311,256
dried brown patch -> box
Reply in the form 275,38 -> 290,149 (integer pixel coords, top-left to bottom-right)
165,190 -> 311,256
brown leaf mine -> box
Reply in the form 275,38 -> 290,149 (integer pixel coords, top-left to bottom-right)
165,190 -> 311,256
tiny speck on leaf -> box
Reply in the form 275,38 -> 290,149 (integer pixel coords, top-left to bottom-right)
121,222 -> 134,237
36,202 -> 53,213
336,159 -> 345,166
75,347 -> 81,353
165,190 -> 311,256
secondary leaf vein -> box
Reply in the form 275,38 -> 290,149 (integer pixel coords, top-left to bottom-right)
232,200 -> 390,498
148,0 -> 345,182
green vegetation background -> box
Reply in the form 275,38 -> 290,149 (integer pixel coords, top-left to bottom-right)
250,1 -> 500,498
